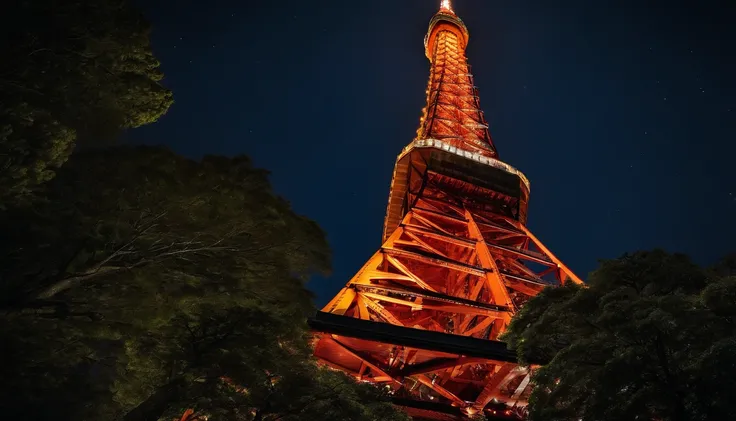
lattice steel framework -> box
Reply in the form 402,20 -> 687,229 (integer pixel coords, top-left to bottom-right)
311,1 -> 583,420
417,2 -> 496,159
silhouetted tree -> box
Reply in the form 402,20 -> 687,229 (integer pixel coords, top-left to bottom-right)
0,2 -> 408,419
0,146 -> 409,421
502,250 -> 736,421
0,0 -> 173,207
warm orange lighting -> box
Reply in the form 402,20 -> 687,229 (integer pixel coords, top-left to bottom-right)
310,2 -> 582,421
309,2 -> 581,419
421,0 -> 494,158
179,409 -> 195,421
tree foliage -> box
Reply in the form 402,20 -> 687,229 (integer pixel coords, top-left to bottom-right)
1,146 -> 328,309
0,146 -> 407,421
0,0 -> 173,207
502,250 -> 736,421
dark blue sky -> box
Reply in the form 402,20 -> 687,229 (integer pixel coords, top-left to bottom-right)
131,0 -> 735,305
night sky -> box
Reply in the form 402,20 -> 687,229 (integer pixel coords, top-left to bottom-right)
130,0 -> 735,305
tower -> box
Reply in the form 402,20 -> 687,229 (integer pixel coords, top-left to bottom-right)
309,1 -> 583,420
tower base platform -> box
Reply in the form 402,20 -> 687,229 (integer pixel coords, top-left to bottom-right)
310,312 -> 532,420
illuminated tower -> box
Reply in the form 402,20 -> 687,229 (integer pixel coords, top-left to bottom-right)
310,1 -> 583,420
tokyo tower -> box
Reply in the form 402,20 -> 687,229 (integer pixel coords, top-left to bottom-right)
309,1 -> 583,420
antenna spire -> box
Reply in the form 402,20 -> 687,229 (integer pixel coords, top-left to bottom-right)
440,0 -> 453,12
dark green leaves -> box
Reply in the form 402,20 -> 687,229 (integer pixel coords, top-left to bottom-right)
503,250 -> 736,421
1,146 -> 409,421
0,0 -> 173,207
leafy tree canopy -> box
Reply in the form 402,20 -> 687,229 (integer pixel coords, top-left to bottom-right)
0,146 -> 407,421
0,0 -> 173,207
502,250 -> 736,421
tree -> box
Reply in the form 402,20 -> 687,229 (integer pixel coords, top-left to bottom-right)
711,253 -> 736,277
1,146 -> 328,309
502,250 -> 736,421
149,320 -> 410,421
119,306 -> 410,421
689,275 -> 736,420
0,145 -> 328,419
0,0 -> 173,207
0,146 -> 408,421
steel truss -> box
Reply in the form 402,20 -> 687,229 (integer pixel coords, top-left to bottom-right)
313,5 -> 582,419
314,180 -> 582,418
417,14 -> 496,158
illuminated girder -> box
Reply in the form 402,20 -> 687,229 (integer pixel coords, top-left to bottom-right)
312,167 -> 581,418
417,3 -> 497,159
323,190 -> 581,330
312,2 -> 582,420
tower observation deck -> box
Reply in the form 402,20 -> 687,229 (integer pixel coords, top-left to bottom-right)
310,1 -> 583,419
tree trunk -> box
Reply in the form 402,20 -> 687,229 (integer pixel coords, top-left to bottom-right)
654,335 -> 687,421
122,378 -> 186,421
36,265 -> 125,299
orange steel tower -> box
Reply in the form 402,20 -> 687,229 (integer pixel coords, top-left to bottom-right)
309,1 -> 583,420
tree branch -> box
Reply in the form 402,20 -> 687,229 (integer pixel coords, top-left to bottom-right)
35,264 -> 126,299
34,240 -> 237,300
